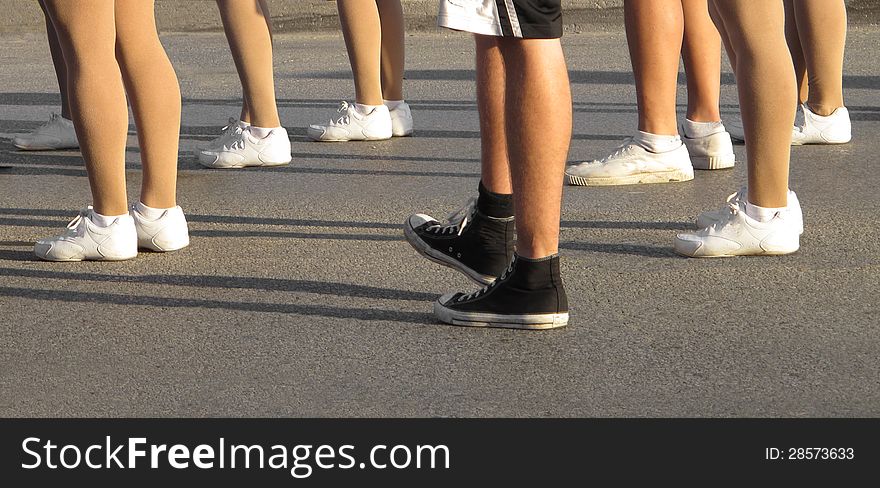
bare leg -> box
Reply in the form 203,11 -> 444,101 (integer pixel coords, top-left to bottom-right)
783,0 -> 809,105
498,38 -> 571,258
115,0 -> 181,209
681,0 -> 722,123
216,0 -> 281,128
791,0 -> 847,115
38,0 -> 71,119
376,0 -> 405,101
475,35 -> 512,195
625,0 -> 684,136
710,0 -> 795,208
45,0 -> 129,216
336,0 -> 384,105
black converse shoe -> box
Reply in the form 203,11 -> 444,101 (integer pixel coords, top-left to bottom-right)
404,197 -> 514,285
434,254 -> 569,330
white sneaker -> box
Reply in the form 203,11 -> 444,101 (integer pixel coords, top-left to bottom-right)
696,188 -> 803,234
200,117 -> 248,152
199,126 -> 291,169
34,208 -> 138,262
387,101 -> 414,137
307,101 -> 393,142
681,126 -> 735,170
131,205 -> 190,252
792,104 -> 852,145
13,113 -> 79,151
565,138 -> 694,186
675,199 -> 800,257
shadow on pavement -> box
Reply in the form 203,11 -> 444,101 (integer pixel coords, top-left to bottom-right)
0,267 -> 436,302
0,285 -> 433,324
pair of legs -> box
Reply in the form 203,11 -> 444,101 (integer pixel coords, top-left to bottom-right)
404,0 -> 571,329
784,0 -> 847,116
216,0 -> 280,128
306,1 -> 412,142
337,0 -> 405,105
476,36 -> 571,258
565,0 -> 733,186
44,0 -> 180,215
627,0 -> 723,135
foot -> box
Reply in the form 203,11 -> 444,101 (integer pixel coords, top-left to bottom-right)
13,113 -> 79,151
34,207 -> 138,262
200,117 -> 248,152
681,125 -> 735,170
565,138 -> 694,186
199,126 -> 291,169
792,104 -> 852,145
387,101 -> 414,137
434,254 -> 569,330
131,204 -> 190,252
307,101 -> 393,142
675,197 -> 801,258
404,197 -> 514,285
696,188 -> 803,234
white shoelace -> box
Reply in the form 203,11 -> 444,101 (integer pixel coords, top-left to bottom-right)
223,125 -> 248,151
328,101 -> 354,127
597,137 -> 636,163
425,197 -> 477,237
457,262 -> 514,302
58,208 -> 91,241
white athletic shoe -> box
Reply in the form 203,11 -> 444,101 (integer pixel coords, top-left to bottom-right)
199,126 -> 291,169
388,101 -> 414,137
696,188 -> 803,234
307,101 -> 393,142
201,117 -> 248,152
565,138 -> 694,186
792,104 -> 852,145
681,126 -> 735,170
675,198 -> 801,257
13,113 -> 79,151
131,205 -> 190,252
34,208 -> 138,262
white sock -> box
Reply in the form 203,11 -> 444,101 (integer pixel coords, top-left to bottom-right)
248,126 -> 278,139
384,100 -> 405,111
90,211 -> 126,227
683,119 -> 725,139
633,131 -> 681,153
238,120 -> 252,128
135,201 -> 170,221
355,103 -> 382,116
745,200 -> 787,223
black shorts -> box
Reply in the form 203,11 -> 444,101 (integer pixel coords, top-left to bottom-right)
438,0 -> 562,39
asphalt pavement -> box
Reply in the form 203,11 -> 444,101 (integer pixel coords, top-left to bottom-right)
0,27 -> 878,417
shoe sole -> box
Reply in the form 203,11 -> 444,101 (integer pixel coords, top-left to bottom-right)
403,219 -> 496,286
673,243 -> 800,258
199,158 -> 291,169
434,302 -> 569,330
565,168 -> 694,186
34,252 -> 138,262
307,135 -> 393,142
691,154 -> 735,170
791,139 -> 851,146
14,143 -> 79,151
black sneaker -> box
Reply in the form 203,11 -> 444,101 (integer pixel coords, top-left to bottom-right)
434,254 -> 569,330
404,197 -> 514,285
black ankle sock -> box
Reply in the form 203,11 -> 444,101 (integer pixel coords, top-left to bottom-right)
477,181 -> 514,218
508,254 -> 568,311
